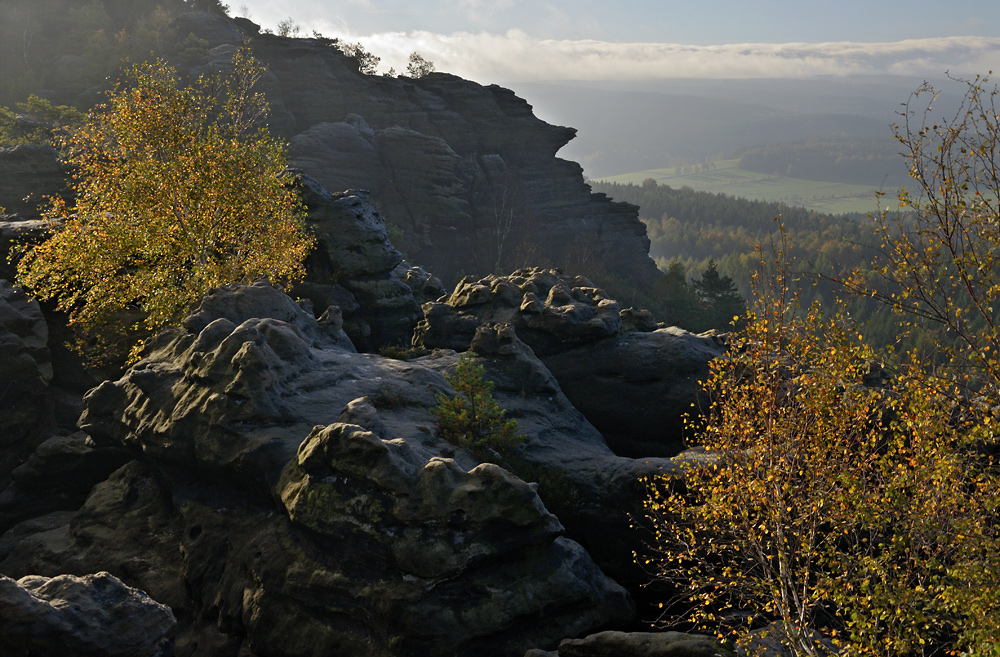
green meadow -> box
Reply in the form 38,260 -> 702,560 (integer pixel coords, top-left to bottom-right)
598,159 -> 894,215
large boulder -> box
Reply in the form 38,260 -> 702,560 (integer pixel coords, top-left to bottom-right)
542,327 -> 727,457
415,268 -> 624,356
3,282 -> 638,655
0,571 -> 175,657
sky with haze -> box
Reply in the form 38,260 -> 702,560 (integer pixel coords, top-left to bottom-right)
235,0 -> 1000,84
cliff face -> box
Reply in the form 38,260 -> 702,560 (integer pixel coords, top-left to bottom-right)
181,15 -> 659,287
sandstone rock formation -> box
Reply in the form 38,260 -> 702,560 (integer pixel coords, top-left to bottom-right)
171,18 -> 662,288
1,282 -> 641,656
413,268 -> 726,456
525,631 -> 735,657
0,432 -> 128,534
293,175 -> 421,350
0,280 -> 55,479
0,571 -> 176,657
0,145 -> 68,220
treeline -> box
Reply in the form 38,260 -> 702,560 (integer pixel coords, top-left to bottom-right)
734,138 -> 908,186
0,0 -> 224,107
591,178 -> 874,289
590,179 -> 937,352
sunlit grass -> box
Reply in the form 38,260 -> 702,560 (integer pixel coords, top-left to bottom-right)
598,159 -> 896,215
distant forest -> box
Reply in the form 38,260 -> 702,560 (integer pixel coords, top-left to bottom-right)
590,179 -> 940,353
733,137 -> 909,187
590,179 -> 873,288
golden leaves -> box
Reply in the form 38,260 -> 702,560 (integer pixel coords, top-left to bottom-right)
16,48 -> 313,364
638,243 -> 1000,655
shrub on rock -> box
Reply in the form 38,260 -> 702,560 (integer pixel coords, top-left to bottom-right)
16,49 -> 313,364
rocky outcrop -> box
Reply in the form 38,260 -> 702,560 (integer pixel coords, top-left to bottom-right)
0,280 -> 55,481
542,327 -> 727,457
174,24 -> 662,288
395,259 -> 448,305
2,282 -> 640,655
293,176 -> 420,350
0,571 -> 176,657
413,269 -> 725,455
0,145 -> 68,220
415,268 -> 624,356
0,432 -> 129,534
525,631 -> 736,657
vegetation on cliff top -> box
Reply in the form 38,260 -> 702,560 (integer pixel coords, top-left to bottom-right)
16,49 -> 313,363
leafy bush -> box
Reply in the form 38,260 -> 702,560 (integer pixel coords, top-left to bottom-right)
405,53 -> 435,78
340,42 -> 380,75
639,239 -> 1000,656
0,95 -> 86,146
845,74 -> 1000,397
16,49 -> 313,363
377,344 -> 428,361
431,353 -> 526,456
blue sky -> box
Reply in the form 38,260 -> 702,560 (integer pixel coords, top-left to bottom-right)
236,0 -> 1000,82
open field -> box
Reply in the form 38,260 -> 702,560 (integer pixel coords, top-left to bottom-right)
598,159 -> 895,215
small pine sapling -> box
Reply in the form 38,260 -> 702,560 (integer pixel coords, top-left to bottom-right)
431,353 -> 526,456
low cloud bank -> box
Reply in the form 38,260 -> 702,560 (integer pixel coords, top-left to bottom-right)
307,27 -> 1000,83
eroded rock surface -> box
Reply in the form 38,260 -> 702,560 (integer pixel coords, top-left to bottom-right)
0,281 -> 55,479
294,176 -> 421,350
0,571 -> 176,657
525,631 -> 736,657
0,432 -> 128,534
3,282 -> 638,656
413,269 -> 726,455
236,30 -> 661,287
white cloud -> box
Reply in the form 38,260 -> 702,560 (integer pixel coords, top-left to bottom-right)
343,31 -> 1000,83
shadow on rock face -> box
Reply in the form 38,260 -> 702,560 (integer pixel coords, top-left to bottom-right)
3,281 -> 636,656
414,268 -> 726,457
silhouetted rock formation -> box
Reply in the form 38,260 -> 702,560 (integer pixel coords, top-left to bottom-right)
177,18 -> 661,288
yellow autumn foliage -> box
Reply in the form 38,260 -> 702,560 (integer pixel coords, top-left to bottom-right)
640,238 -> 1000,656
17,48 -> 313,362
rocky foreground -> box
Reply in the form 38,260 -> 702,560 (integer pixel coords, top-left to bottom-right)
0,9 -> 736,651
0,175 -> 736,655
